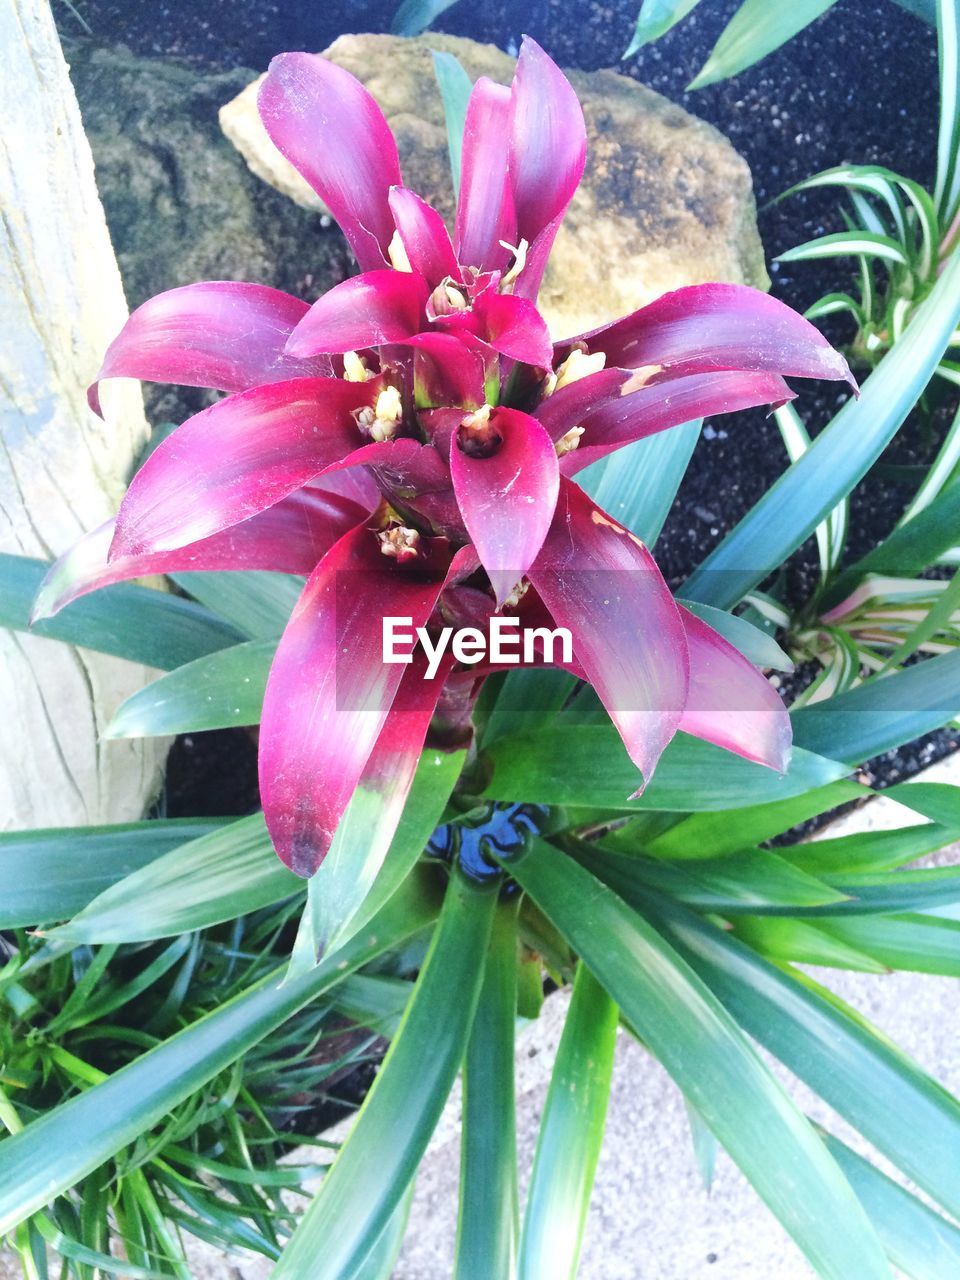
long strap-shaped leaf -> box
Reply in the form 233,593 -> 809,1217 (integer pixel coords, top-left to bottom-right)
454,898 -> 520,1280
826,479 -> 960,606
272,868 -> 498,1280
0,818 -> 226,929
50,750 -> 465,947
688,0 -> 839,90
683,249 -> 960,610
0,553 -> 243,669
107,639 -> 274,739
936,0 -> 960,223
0,872 -> 438,1235
623,0 -> 705,59
518,963 -> 619,1280
642,896 -> 960,1224
500,840 -> 891,1280
578,419 -> 701,547
821,1132 -> 960,1280
792,647 -> 960,763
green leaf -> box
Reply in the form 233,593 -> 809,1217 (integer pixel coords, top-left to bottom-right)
289,747 -> 466,969
170,571 -> 300,640
431,51 -> 473,197
578,420 -> 701,547
729,917 -> 894,973
0,873 -> 439,1235
46,814 -> 296,946
572,841 -> 849,912
272,869 -> 498,1280
889,0 -> 936,22
518,964 -> 618,1280
822,1132 -> 960,1280
634,780 -> 867,860
898,402 -> 960,524
480,668 -> 578,747
454,898 -> 519,1280
779,819 -> 960,875
623,0 -> 704,57
776,230 -> 911,266
501,840 -> 891,1280
684,1098 -> 719,1191
745,913 -> 960,977
646,897 -> 960,1223
679,599 -> 794,671
107,640 -> 274,738
828,480 -> 960,605
0,554 -> 244,670
0,819 -> 225,929
817,866 -> 960,916
353,1187 -> 415,1280
480,727 -> 847,810
391,0 -> 461,35
792,649 -> 960,763
773,402 -> 847,579
935,0 -> 960,223
683,248 -> 960,610
688,0 -> 840,89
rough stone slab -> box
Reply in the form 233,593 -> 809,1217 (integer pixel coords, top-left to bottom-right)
0,0 -> 167,829
219,33 -> 770,337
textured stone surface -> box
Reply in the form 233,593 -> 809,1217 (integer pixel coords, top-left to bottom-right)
219,32 -> 770,337
1,0 -> 166,829
66,44 -> 353,315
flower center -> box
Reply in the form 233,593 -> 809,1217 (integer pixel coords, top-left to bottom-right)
455,405 -> 503,459
377,525 -> 421,562
355,386 -> 404,442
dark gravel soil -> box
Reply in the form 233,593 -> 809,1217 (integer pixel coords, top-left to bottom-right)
56,0 -> 957,803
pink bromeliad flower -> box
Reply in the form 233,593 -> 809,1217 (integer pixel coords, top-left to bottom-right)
36,39 -> 854,878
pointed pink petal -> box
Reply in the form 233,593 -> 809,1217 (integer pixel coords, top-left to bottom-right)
679,607 -> 791,772
565,370 -> 796,473
111,377 -> 378,557
534,368 -> 632,442
332,646 -> 452,861
258,53 -> 402,271
89,282 -> 331,416
32,487 -> 370,622
469,292 -> 554,368
455,77 -> 517,274
388,187 -> 459,286
404,332 -> 489,409
528,479 -> 688,787
285,270 -> 430,357
259,524 -> 451,875
450,407 -> 559,605
561,283 -> 855,387
507,38 -> 586,299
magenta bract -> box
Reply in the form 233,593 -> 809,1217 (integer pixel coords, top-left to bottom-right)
37,37 -> 855,877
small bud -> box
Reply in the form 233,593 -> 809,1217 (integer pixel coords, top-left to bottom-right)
343,351 -> 371,382
456,405 -> 502,459
553,348 -> 607,393
502,579 -> 529,610
378,525 -> 420,563
388,229 -> 412,273
555,426 -> 585,457
355,385 -> 404,442
428,277 -> 470,317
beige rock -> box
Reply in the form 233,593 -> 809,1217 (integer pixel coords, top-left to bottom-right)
219,33 -> 769,338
